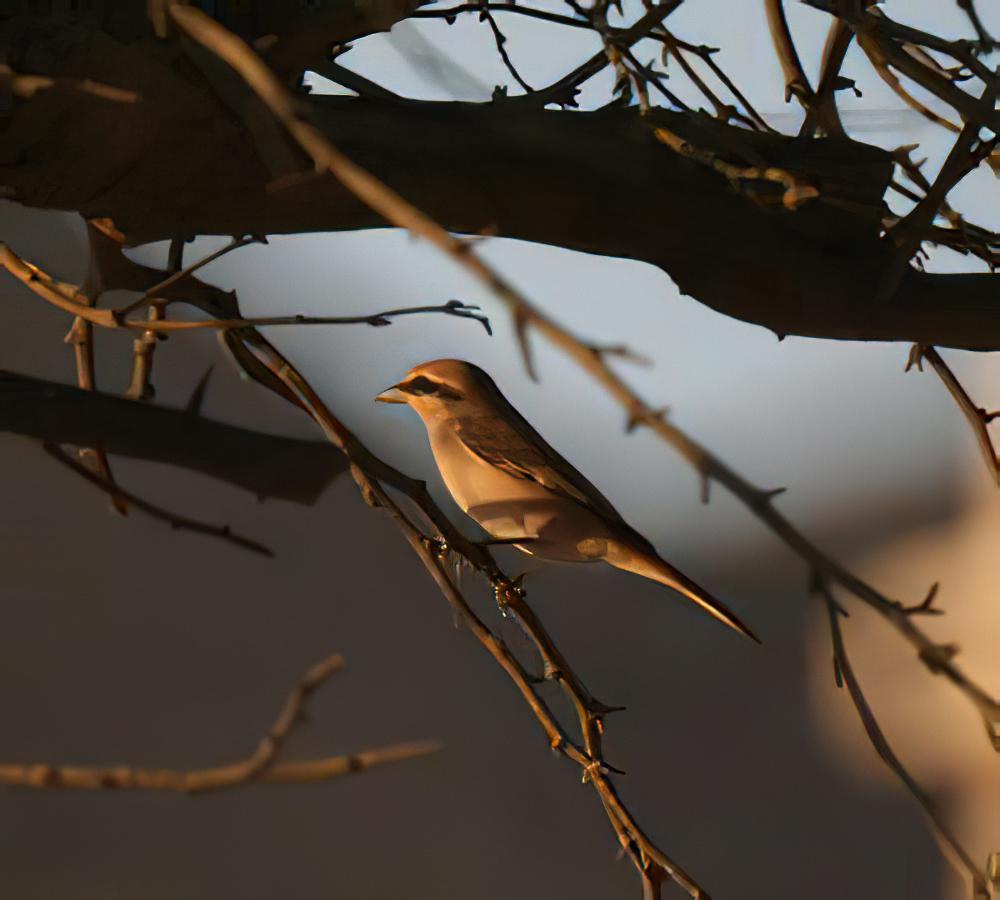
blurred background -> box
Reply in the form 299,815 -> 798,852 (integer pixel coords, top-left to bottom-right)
0,1 -> 997,898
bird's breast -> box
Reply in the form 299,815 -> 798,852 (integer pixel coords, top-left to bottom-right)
427,425 -> 551,531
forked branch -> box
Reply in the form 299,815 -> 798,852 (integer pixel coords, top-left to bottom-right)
0,653 -> 440,792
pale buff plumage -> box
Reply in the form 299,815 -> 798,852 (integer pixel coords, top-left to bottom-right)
376,359 -> 757,641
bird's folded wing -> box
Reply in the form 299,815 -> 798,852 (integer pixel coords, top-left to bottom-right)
454,412 -> 627,525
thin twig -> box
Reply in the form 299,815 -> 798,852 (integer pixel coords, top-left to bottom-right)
0,653 -> 441,792
818,580 -> 990,899
478,0 -> 534,93
44,442 -> 273,557
763,0 -> 813,105
653,125 -> 819,210
0,245 -> 491,336
115,235 -> 260,319
0,64 -> 138,103
907,345 -> 999,486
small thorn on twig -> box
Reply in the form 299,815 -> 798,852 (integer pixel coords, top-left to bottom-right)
593,344 -> 651,367
699,471 -> 711,504
919,642 -> 960,673
625,406 -> 669,434
591,701 -> 627,717
513,308 -> 537,381
901,582 -> 943,616
905,343 -> 925,372
754,486 -> 787,506
185,365 -> 214,415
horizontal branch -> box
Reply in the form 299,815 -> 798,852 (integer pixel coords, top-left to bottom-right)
0,653 -> 441,792
1,17 -> 996,347
0,370 -> 345,504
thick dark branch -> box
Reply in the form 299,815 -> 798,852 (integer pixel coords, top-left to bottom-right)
1,18 -> 997,348
0,371 -> 345,504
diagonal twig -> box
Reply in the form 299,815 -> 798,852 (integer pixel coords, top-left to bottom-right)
907,345 -> 999,486
818,579 -> 990,899
44,442 -> 273,557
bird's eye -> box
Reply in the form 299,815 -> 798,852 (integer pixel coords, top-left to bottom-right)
402,376 -> 438,395
401,376 -> 463,400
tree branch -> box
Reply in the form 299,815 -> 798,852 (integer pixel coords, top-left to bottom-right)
0,370 -> 346,505
0,653 -> 440,792
907,345 -> 999,486
819,581 -> 990,899
43,442 -> 274,557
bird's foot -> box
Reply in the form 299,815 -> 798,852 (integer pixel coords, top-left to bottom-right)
492,572 -> 528,611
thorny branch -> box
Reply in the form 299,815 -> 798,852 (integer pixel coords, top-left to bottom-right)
43,442 -> 273,557
907,345 -> 1000,487
158,5 -> 1000,892
222,325 -> 710,898
818,579 -> 990,899
0,242 -> 490,336
0,653 -> 440,792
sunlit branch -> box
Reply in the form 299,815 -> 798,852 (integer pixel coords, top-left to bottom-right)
819,580 -> 990,899
163,0 -> 1000,759
220,326 -> 709,897
0,653 -> 440,792
764,0 -> 814,106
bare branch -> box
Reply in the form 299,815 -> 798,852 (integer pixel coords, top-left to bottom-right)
908,345 -> 999,486
43,442 -> 273,557
764,0 -> 814,106
819,581 -> 990,899
0,242 -> 491,336
0,653 -> 441,792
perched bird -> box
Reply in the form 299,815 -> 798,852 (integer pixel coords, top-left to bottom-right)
376,359 -> 757,642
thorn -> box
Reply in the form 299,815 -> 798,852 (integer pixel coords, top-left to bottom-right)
625,406 -> 669,433
591,701 -> 626,717
905,343 -> 925,372
185,365 -> 214,415
512,308 -> 536,381
919,642 -> 960,672
901,582 -> 943,616
755,486 -> 787,506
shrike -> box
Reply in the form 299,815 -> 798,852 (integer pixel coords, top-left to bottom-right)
376,359 -> 757,641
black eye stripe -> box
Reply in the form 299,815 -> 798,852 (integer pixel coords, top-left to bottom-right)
401,376 -> 464,400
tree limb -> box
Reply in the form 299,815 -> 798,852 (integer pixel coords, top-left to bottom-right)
0,653 -> 441,792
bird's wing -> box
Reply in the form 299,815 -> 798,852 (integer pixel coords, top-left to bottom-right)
453,410 -> 629,526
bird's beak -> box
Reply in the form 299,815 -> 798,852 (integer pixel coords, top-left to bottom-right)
375,385 -> 408,404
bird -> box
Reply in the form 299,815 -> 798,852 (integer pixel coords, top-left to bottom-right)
376,359 -> 758,642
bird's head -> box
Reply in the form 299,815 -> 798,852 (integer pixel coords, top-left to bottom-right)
375,358 -> 494,419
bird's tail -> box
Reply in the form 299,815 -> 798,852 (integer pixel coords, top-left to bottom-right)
609,547 -> 760,643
